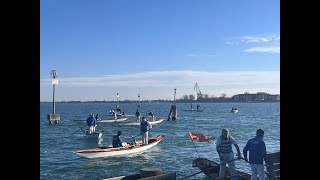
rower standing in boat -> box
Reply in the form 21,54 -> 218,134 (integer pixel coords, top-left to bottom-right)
147,110 -> 155,121
95,113 -> 101,121
86,113 -> 96,134
216,128 -> 242,180
140,116 -> 152,145
135,109 -> 140,122
112,131 -> 127,147
196,104 -> 200,110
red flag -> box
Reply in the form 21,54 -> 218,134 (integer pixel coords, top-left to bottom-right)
189,131 -> 214,143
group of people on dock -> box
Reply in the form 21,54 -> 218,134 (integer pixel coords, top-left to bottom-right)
216,128 -> 267,180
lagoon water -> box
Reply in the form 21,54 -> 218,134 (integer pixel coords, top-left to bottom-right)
40,102 -> 280,180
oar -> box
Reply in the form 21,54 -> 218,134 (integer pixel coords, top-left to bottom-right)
72,125 -> 87,135
179,170 -> 203,180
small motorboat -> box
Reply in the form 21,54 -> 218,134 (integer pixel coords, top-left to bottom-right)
231,108 -> 238,113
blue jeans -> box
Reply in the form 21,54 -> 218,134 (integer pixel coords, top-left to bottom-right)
250,164 -> 265,180
219,152 -> 237,180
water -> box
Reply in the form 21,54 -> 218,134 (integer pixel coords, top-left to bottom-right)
40,102 -> 280,180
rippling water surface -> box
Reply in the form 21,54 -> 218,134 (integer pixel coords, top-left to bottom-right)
40,102 -> 280,180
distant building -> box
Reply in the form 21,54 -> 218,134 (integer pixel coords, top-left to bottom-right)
232,92 -> 280,102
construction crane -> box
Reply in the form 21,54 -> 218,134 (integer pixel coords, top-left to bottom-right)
194,82 -> 202,99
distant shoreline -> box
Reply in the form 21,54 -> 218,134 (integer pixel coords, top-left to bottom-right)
40,100 -> 279,103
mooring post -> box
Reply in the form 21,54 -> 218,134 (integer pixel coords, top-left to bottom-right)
47,70 -> 60,124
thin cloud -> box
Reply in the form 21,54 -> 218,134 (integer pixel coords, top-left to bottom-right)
225,34 -> 280,54
187,54 -> 197,57
244,46 -> 280,54
40,71 -> 280,101
40,70 -> 279,88
240,35 -> 279,43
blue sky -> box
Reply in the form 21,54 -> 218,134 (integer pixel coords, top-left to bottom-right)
40,0 -> 280,101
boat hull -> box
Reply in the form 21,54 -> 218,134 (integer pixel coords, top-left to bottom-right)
86,132 -> 102,139
123,118 -> 165,126
192,158 -> 251,180
97,117 -> 128,122
75,134 -> 165,159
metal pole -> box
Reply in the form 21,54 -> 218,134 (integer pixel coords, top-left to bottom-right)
53,84 -> 55,114
116,93 -> 119,108
174,88 -> 177,105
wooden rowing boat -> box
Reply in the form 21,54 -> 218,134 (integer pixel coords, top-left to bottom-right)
97,117 -> 128,122
74,117 -> 128,123
75,134 -> 165,159
123,118 -> 165,126
192,158 -> 251,180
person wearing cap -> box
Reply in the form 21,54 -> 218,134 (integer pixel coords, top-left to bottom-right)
243,129 -> 268,180
140,116 -> 152,145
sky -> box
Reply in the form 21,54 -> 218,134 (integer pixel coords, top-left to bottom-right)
40,0 -> 280,102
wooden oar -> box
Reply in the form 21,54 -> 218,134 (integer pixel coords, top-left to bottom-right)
179,170 -> 203,180
72,125 -> 87,135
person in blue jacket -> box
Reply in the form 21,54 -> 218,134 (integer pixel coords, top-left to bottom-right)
135,109 -> 140,122
140,116 -> 152,145
86,113 -> 97,134
147,110 -> 154,121
112,131 -> 127,147
243,129 -> 268,180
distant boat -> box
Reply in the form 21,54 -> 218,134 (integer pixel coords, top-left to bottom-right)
123,118 -> 165,126
75,134 -> 165,159
182,109 -> 204,112
231,108 -> 238,113
97,117 -> 128,123
74,117 -> 129,123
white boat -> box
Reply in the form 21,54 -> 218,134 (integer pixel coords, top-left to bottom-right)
75,134 -> 165,159
97,117 -> 129,122
123,118 -> 165,126
74,117 -> 129,123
